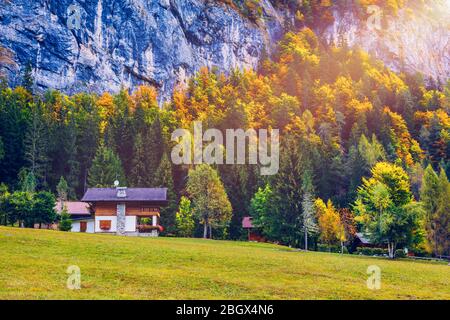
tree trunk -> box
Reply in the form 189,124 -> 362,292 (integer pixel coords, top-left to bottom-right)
202,215 -> 210,239
203,223 -> 208,239
304,229 -> 308,251
434,232 -> 438,257
341,241 -> 344,254
209,224 -> 212,239
388,242 -> 395,259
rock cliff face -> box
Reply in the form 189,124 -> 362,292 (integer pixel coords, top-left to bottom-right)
321,1 -> 449,85
0,0 -> 448,100
0,0 -> 283,100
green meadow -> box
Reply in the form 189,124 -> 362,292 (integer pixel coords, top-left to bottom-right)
0,226 -> 448,300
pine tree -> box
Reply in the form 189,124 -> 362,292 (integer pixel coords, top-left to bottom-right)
88,143 -> 126,187
270,136 -> 303,246
71,93 -> 101,197
130,133 -> 147,187
152,152 -> 177,233
129,115 -> 164,186
106,90 -> 134,175
59,205 -> 72,232
435,169 -> 450,256
65,117 -> 80,199
0,136 -> 4,162
0,88 -> 30,186
22,61 -> 34,93
19,169 -> 36,193
145,115 -> 164,183
56,176 -> 69,210
0,183 -> 9,225
422,165 -> 450,256
24,102 -> 48,187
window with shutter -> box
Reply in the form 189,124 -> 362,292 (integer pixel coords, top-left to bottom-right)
100,220 -> 111,230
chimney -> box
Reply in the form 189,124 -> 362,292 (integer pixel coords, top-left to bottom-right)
116,187 -> 127,198
116,186 -> 127,235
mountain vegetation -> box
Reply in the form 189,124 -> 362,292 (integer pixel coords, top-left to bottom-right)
0,26 -> 448,257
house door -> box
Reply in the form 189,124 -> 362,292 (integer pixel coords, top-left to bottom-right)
80,221 -> 87,233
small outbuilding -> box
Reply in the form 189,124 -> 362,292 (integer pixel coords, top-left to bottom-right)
242,216 -> 265,242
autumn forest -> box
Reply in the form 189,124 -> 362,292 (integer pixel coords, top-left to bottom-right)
0,24 -> 449,257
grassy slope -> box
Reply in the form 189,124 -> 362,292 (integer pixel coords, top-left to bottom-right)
0,226 -> 448,300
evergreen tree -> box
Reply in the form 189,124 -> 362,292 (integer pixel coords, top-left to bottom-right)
33,191 -> 56,228
65,117 -> 80,198
59,205 -> 72,232
130,133 -> 147,187
22,62 -> 34,93
145,115 -> 164,183
270,136 -> 304,246
72,93 -> 101,197
435,169 -> 450,256
106,90 -> 134,175
0,136 -> 4,162
0,88 -> 30,186
88,144 -> 126,187
56,176 -> 69,210
152,152 -> 177,233
250,184 -> 276,239
19,169 -> 36,193
24,102 -> 48,187
0,184 -> 10,225
421,165 -> 450,256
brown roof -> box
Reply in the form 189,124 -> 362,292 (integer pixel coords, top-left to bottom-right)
355,232 -> 372,245
81,188 -> 168,203
55,201 -> 90,215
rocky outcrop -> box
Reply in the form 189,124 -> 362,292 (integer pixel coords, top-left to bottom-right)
0,0 -> 283,101
321,2 -> 450,85
0,0 -> 448,100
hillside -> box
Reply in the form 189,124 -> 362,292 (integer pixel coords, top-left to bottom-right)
0,227 -> 448,300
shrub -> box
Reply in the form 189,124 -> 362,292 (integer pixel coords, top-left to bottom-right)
355,247 -> 388,256
411,247 -> 431,257
317,244 -> 348,254
395,249 -> 406,258
58,207 -> 72,232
